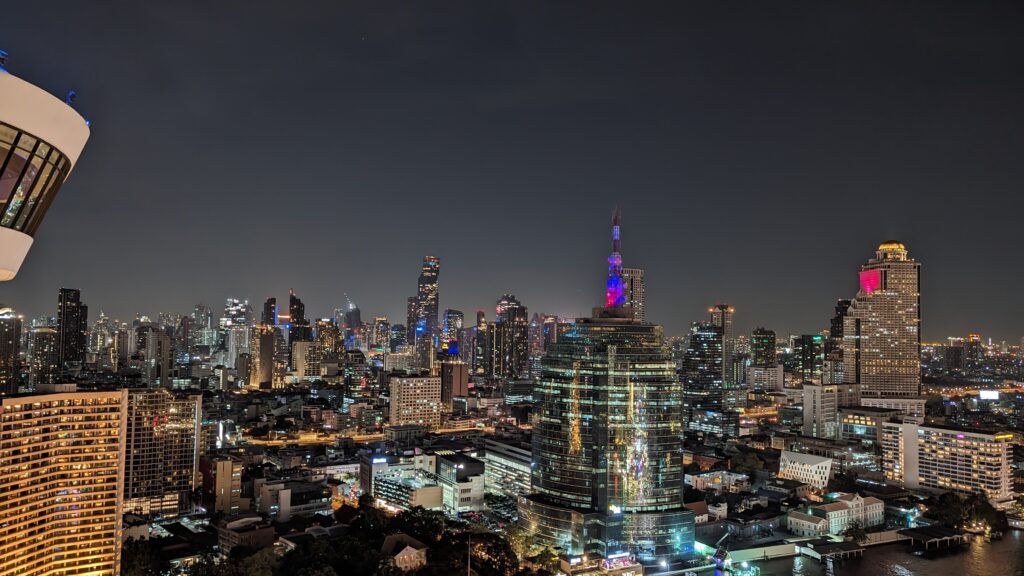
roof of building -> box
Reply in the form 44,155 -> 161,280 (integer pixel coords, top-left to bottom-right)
781,451 -> 832,466
381,533 -> 427,556
878,240 -> 906,251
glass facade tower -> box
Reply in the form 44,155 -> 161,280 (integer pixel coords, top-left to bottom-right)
520,211 -> 693,567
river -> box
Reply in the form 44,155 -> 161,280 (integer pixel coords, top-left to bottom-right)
751,531 -> 1024,576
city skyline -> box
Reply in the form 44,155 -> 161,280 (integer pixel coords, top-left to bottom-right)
1,2 -> 1023,341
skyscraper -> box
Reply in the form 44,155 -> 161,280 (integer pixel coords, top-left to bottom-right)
709,304 -> 735,386
793,334 -> 825,383
56,287 -> 88,370
621,267 -> 645,323
681,321 -> 737,435
0,390 -> 127,575
442,308 -> 464,346
416,256 -> 441,339
124,388 -> 202,517
28,325 -> 59,388
249,324 -> 278,389
520,211 -> 693,567
261,297 -> 277,325
750,327 -> 776,367
489,295 -> 530,379
371,316 -> 390,350
0,307 -> 21,394
842,241 -> 921,397
288,289 -> 313,347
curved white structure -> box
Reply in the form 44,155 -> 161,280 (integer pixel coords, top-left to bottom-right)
0,69 -> 90,280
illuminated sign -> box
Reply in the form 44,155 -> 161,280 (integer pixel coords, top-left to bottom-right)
979,390 -> 999,400
859,269 -> 882,294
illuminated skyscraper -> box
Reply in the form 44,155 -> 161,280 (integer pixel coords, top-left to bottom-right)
56,287 -> 88,370
621,267 -> 645,323
249,324 -> 278,389
287,289 -> 313,347
750,327 -> 776,367
28,325 -> 58,388
793,334 -> 824,383
371,316 -> 390,350
0,307 -> 20,394
520,211 -> 693,567
709,304 -> 735,386
442,308 -> 463,346
489,295 -> 530,379
681,321 -> 737,435
0,63 -> 91,281
0,390 -> 126,576
842,241 -> 921,397
123,388 -> 202,517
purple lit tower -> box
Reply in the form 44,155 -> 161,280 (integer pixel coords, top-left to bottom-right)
605,208 -> 627,308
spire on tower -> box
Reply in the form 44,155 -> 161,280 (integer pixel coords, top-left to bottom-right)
605,208 -> 626,308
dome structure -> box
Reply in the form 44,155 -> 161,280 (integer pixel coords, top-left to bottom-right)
878,240 -> 906,252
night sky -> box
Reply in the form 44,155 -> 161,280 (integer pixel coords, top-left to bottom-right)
2,2 -> 1023,341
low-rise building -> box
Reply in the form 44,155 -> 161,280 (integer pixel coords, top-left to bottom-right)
217,515 -> 275,555
787,493 -> 884,536
483,438 -> 532,498
685,470 -> 751,494
778,450 -> 833,489
381,533 -> 429,572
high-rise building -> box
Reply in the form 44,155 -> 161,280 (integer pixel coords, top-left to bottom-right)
388,375 -> 443,428
389,324 -> 406,352
710,304 -> 735,386
249,324 -> 278,389
489,295 -> 530,379
0,66 -> 91,281
681,321 -> 737,435
28,326 -> 59,388
315,319 -> 342,357
416,256 -> 440,340
0,307 -> 21,394
124,389 -> 202,517
261,297 -> 277,325
882,420 -> 1013,505
287,290 -> 313,350
801,382 -> 860,438
621,267 -> 645,323
440,359 -> 469,411
841,241 -> 921,397
372,316 -> 390,350
520,211 -> 693,567
750,327 -> 776,367
793,334 -> 825,383
135,325 -> 173,388
442,308 -> 464,347
0,390 -> 126,575
56,287 -> 88,370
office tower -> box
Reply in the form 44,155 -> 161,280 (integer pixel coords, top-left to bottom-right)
750,327 -> 776,367
287,290 -> 313,347
388,375 -> 443,428
219,298 -> 250,330
389,324 -> 406,352
249,324 -> 278,389
0,306 -> 21,394
136,325 -> 173,388
472,311 -> 488,375
681,321 -> 737,435
28,326 -> 59,388
56,287 -> 88,370
709,304 -> 735,386
0,67 -> 90,280
842,241 -> 921,397
440,359 -> 469,411
0,390 -> 126,575
193,303 -> 213,330
882,420 -> 1013,505
621,267 -> 645,323
405,296 -> 418,344
124,389 -> 202,517
801,383 -> 853,438
316,319 -> 342,357
200,456 -> 244,515
262,297 -> 277,325
224,325 -> 251,368
823,299 -> 851,385
372,316 -> 390,350
415,256 -> 441,340
793,334 -> 825,383
521,211 -> 693,567
442,308 -> 463,345
964,332 -> 983,369
490,295 -> 530,379
292,340 -> 323,381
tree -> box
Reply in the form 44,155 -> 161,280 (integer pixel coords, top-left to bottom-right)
388,506 -> 448,543
237,548 -> 279,576
843,520 -> 867,544
121,537 -> 171,576
729,451 -> 763,474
